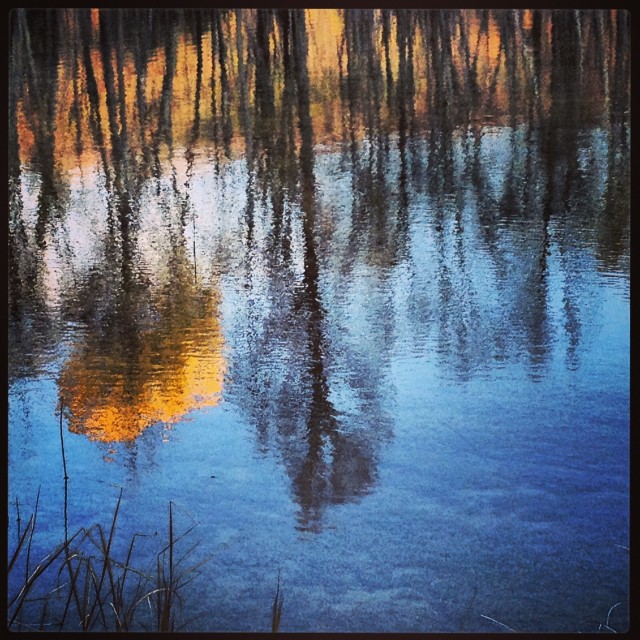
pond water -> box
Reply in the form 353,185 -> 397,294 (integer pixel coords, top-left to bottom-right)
8,9 -> 629,633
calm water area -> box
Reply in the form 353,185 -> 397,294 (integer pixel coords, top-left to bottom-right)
8,9 -> 629,632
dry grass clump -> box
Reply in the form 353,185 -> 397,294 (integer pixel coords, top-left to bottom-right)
8,490 -> 208,632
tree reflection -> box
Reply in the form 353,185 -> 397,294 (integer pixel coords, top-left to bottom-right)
8,8 -> 630,520
57,179 -> 225,446
9,9 -> 67,382
226,10 -> 394,531
58,261 -> 224,447
13,11 -> 224,450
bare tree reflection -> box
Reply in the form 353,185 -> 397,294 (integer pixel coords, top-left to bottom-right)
598,9 -> 630,273
226,10 -> 394,531
8,8 -> 630,515
9,9 -> 67,381
10,10 -> 227,461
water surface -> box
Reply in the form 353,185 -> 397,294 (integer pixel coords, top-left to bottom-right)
8,9 -> 630,633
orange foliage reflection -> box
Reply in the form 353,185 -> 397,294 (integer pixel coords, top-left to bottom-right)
59,293 -> 225,443
14,9 -> 624,172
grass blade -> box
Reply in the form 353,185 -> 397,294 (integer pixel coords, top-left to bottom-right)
480,614 -> 516,632
86,489 -> 123,628
271,572 -> 284,633
8,514 -> 34,575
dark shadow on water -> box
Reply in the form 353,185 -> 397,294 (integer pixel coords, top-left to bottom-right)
228,10 -> 394,532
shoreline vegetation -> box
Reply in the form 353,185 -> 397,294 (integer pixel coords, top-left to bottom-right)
6,404 -> 270,633
8,488 -> 286,632
8,490 -> 210,632
7,488 -> 627,633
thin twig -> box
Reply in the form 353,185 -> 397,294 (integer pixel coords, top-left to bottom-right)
8,513 -> 34,575
59,396 -> 69,481
86,489 -> 123,628
25,487 -> 41,587
459,583 -> 478,631
16,496 -> 22,539
271,570 -> 284,632
59,396 -> 70,547
480,614 -> 516,632
604,601 -> 627,632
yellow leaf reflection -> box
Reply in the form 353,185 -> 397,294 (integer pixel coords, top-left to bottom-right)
15,9 -> 623,172
59,291 -> 225,443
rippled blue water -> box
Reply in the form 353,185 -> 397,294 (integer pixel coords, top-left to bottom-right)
9,126 -> 629,631
8,8 -> 629,633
